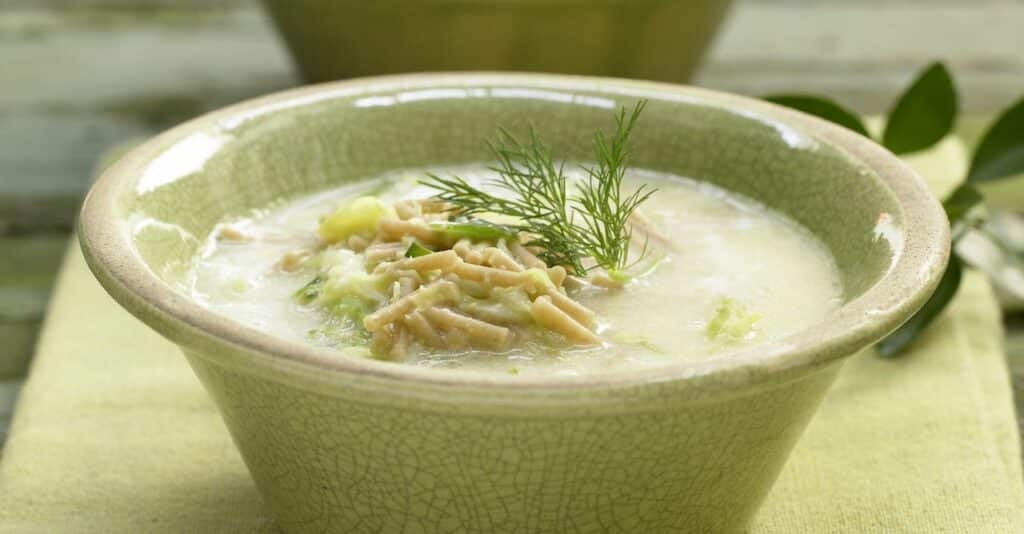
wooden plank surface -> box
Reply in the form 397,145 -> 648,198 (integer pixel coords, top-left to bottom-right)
0,7 -> 294,232
698,0 -> 1024,113
2,1 -> 1022,232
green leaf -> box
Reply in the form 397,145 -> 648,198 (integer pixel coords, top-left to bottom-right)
876,255 -> 962,357
967,96 -> 1024,182
882,62 -> 958,155
404,241 -> 434,258
942,183 -> 983,225
763,95 -> 871,137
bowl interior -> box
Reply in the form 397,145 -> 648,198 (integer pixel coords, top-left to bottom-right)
125,80 -> 900,303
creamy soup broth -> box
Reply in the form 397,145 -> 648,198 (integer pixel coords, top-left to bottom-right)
189,166 -> 842,376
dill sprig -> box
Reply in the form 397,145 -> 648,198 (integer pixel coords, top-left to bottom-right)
424,127 -> 584,272
422,100 -> 653,276
575,101 -> 654,275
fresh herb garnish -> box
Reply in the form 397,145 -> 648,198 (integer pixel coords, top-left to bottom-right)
423,101 -> 653,276
576,102 -> 656,277
424,127 -> 584,272
766,61 -> 1024,357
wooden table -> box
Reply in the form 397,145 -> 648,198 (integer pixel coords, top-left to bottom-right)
2,0 -> 1023,447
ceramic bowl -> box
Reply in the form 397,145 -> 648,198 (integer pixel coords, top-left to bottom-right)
79,74 -> 948,533
263,0 -> 733,83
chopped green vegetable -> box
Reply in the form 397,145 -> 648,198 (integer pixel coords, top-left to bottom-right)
298,271 -> 382,344
706,298 -> 762,341
405,241 -> 434,258
319,196 -> 397,244
294,275 -> 325,305
322,271 -> 389,303
329,295 -> 375,323
460,287 -> 533,324
610,333 -> 666,354
606,269 -> 632,284
521,268 -> 556,292
428,220 -> 517,242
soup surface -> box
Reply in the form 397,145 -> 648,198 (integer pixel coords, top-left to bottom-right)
189,166 -> 842,376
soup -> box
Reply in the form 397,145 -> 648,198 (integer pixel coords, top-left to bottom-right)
189,166 -> 842,377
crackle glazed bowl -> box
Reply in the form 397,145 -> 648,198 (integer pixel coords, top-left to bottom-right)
263,0 -> 733,83
79,74 -> 948,533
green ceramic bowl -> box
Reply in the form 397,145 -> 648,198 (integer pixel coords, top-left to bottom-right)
263,0 -> 733,83
79,74 -> 948,533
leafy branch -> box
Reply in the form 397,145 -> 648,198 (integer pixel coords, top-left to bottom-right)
766,61 -> 1024,356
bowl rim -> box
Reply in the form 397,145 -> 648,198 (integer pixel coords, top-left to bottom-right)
78,72 -> 950,402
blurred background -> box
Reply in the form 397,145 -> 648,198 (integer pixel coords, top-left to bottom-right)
1,0 -> 1022,444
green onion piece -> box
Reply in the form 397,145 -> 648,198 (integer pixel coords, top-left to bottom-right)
606,269 -> 631,283
404,241 -> 434,258
328,295 -> 374,322
706,298 -> 762,341
294,275 -> 325,305
428,220 -> 517,241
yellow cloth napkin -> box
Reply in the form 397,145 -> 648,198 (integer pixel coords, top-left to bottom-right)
1,139 -> 1022,532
